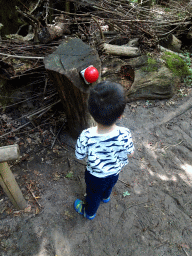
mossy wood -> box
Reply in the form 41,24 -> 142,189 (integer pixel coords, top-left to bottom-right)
0,144 -> 26,210
44,38 -> 101,138
125,56 -> 180,101
162,52 -> 191,77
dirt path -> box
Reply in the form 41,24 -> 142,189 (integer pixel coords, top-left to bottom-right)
0,92 -> 192,256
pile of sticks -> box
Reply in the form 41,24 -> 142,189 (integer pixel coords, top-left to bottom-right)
42,0 -> 192,50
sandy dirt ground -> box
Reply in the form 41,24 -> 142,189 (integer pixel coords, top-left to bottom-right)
0,90 -> 192,256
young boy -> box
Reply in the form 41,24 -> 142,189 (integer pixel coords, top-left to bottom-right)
74,80 -> 134,220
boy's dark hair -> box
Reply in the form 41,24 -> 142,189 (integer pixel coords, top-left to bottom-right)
88,81 -> 126,126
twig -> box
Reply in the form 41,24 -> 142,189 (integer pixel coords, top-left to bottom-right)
126,201 -> 149,210
118,178 -> 132,187
27,100 -> 61,119
92,5 -> 125,17
74,159 -> 86,167
44,0 -> 50,24
164,140 -> 183,150
91,15 -> 105,40
51,121 -> 66,149
182,247 -> 190,256
43,77 -> 48,96
0,92 -> 44,110
49,127 -> 69,152
156,94 -> 192,127
16,7 -> 41,25
46,6 -> 91,16
0,122 -> 30,139
0,52 -> 44,59
30,0 -> 42,14
26,185 -> 42,208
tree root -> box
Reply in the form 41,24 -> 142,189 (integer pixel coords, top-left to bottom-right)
156,94 -> 192,127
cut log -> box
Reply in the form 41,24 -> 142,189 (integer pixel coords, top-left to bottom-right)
102,43 -> 141,57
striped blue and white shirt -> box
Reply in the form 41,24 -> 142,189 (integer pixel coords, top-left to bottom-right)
75,126 -> 134,178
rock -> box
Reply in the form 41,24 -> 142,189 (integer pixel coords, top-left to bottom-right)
126,60 -> 180,101
124,55 -> 149,68
101,55 -> 180,101
101,55 -> 181,101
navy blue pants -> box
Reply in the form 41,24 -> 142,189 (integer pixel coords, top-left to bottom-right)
85,170 -> 119,216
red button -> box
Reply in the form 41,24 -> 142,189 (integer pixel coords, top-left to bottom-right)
84,66 -> 99,83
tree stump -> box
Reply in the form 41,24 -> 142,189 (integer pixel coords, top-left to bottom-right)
44,38 -> 101,138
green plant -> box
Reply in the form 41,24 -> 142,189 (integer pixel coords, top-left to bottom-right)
162,52 -> 191,78
164,8 -> 171,12
142,57 -> 158,72
183,51 -> 192,87
178,88 -> 187,97
177,12 -> 185,19
65,171 -> 73,179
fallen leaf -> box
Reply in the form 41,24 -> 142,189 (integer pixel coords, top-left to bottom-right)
35,207 -> 40,215
13,211 -> 21,216
26,138 -> 32,143
6,208 -> 13,214
0,207 -> 6,214
53,173 -> 61,181
24,205 -> 32,213
64,210 -> 74,219
34,170 -> 40,176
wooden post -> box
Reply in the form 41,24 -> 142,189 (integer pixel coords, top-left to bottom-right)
0,145 -> 27,210
0,162 -> 27,210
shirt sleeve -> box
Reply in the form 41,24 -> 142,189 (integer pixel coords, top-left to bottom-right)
124,129 -> 134,155
75,130 -> 88,160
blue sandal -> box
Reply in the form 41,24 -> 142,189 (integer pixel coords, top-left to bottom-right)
102,197 -> 110,203
74,199 -> 96,220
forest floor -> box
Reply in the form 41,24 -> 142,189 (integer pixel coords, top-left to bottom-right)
0,84 -> 192,256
